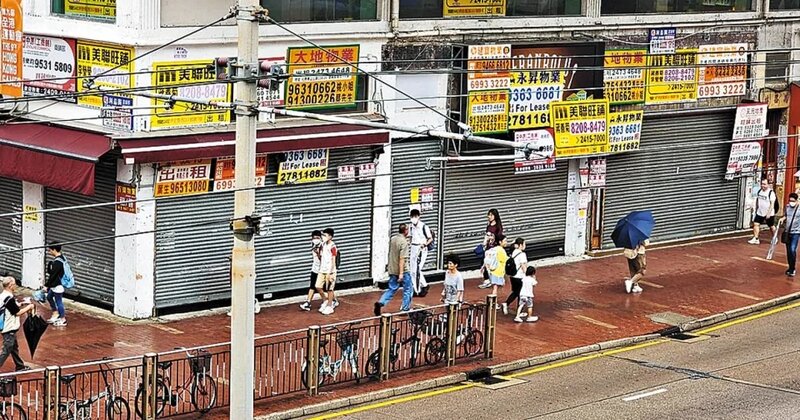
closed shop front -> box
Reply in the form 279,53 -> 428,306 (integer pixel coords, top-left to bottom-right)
602,111 -> 740,248
45,161 -> 117,305
0,178 -> 23,278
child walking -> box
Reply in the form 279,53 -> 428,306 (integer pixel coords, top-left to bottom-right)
488,235 -> 509,301
514,266 -> 539,323
441,254 -> 464,305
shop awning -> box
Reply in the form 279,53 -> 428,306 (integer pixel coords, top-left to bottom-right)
0,124 -> 112,196
117,123 -> 389,163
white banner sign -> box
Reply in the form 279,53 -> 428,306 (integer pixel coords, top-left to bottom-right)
733,103 -> 768,140
514,129 -> 556,174
726,141 -> 762,180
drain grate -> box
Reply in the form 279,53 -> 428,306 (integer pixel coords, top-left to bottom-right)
670,333 -> 698,341
468,375 -> 527,390
481,376 -> 508,385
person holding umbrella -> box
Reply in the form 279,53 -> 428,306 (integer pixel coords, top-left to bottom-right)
611,211 -> 655,294
0,276 -> 33,371
623,240 -> 649,294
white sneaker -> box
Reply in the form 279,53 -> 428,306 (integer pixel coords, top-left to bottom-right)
526,316 -> 539,323
53,318 -> 67,327
501,303 -> 508,315
332,300 -> 340,308
300,302 -> 311,311
632,285 -> 643,294
624,279 -> 633,294
47,315 -> 59,324
478,281 -> 491,289
748,237 -> 760,245
319,301 -> 329,313
514,317 -> 523,323
321,306 -> 334,315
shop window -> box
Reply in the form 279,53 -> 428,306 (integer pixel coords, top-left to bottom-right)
765,52 -> 790,84
51,0 -> 116,22
601,0 -> 752,14
261,0 -> 377,22
401,0 -> 581,19
770,0 -> 800,10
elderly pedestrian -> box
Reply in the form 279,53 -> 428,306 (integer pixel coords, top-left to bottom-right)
374,224 -> 413,316
780,193 -> 800,277
0,276 -> 33,371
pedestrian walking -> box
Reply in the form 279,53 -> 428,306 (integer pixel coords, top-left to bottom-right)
409,209 -> 433,297
479,209 -> 504,289
317,228 -> 339,315
749,179 -> 779,245
502,238 -> 528,315
487,234 -> 509,300
45,243 -> 68,327
779,193 -> 800,277
374,224 -> 413,316
0,276 -> 33,371
514,266 -> 539,323
441,254 -> 464,305
623,239 -> 649,294
300,230 -> 329,311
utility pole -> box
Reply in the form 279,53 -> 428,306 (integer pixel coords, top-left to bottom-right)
230,0 -> 259,417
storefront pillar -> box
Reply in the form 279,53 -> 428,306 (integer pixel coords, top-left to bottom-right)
371,145 -> 392,282
564,159 -> 588,256
21,182 -> 45,289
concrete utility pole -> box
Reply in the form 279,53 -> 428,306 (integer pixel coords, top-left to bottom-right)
230,0 -> 259,417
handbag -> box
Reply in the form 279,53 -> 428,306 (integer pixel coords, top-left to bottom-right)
474,244 -> 485,258
782,207 -> 797,244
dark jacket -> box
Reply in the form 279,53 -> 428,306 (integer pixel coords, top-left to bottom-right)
45,257 -> 64,289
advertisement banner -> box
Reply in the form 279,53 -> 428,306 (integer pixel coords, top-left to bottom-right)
697,43 -> 747,99
467,89 -> 509,135
550,99 -> 609,158
154,160 -> 212,198
726,141 -> 762,180
101,94 -> 133,131
0,0 -> 23,97
444,0 -> 505,17
115,183 -> 136,214
608,110 -> 644,154
277,149 -> 329,185
76,40 -> 133,108
467,44 -> 511,91
514,129 -> 556,174
286,44 -> 359,110
65,0 -> 115,20
649,28 -> 676,55
151,60 -> 231,129
258,56 -> 285,123
646,49 -> 698,104
603,50 -> 646,105
337,165 -> 356,183
212,154 -> 268,192
733,103 -> 768,140
22,35 -> 76,101
589,158 -> 607,188
508,70 -> 564,129
511,43 -> 605,103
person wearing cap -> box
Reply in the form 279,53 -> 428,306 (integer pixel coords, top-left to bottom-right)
0,276 -> 33,371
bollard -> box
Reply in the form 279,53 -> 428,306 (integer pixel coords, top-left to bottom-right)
484,295 -> 498,359
378,314 -> 393,380
142,353 -> 158,420
305,325 -> 321,396
43,366 -> 60,420
445,303 -> 458,367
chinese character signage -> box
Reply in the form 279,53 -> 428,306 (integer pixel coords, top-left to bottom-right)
65,0 -> 115,20
151,60 -> 231,129
76,40 -> 133,108
514,129 -> 556,174
697,43 -> 747,99
213,154 -> 268,192
646,49 -> 698,104
115,183 -> 136,214
733,103 -> 768,140
444,0 -> 505,17
358,162 -> 376,180
604,50 -> 646,105
608,110 -> 644,154
0,0 -> 23,97
511,44 -> 605,103
278,149 -> 329,185
154,160 -> 212,197
258,56 -> 285,123
726,142 -> 761,180
467,89 -> 509,135
337,165 -> 356,183
467,44 -> 511,91
589,158 -> 607,188
286,44 -> 359,110
22,35 -> 75,101
508,70 -> 564,129
550,99 -> 609,158
101,94 -> 133,131
649,28 -> 676,55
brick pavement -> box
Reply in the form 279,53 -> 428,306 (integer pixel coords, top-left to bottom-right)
6,236 -> 800,418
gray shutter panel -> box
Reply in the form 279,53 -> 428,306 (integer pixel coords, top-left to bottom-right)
0,178 -> 23,279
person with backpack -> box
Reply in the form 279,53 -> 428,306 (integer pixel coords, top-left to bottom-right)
317,228 -> 339,315
300,230 -> 331,311
487,234 -> 509,301
502,238 -> 528,315
409,209 -> 433,297
0,276 -> 33,371
749,178 -> 779,245
479,209 -> 504,289
45,243 -> 70,327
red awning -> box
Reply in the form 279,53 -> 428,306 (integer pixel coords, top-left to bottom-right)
0,124 -> 112,195
117,123 -> 389,163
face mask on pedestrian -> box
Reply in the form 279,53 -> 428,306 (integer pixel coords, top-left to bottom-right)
791,200 -> 798,208
410,217 -> 419,225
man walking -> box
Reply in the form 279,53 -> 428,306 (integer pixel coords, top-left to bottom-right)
45,243 -> 68,326
374,224 -> 413,316
0,276 -> 33,371
408,209 -> 432,296
749,179 -> 778,245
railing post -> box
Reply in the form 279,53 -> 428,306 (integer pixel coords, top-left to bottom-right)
445,303 -> 458,367
378,314 -> 392,380
484,295 -> 497,359
43,365 -> 60,420
306,325 -> 321,396
142,353 -> 158,420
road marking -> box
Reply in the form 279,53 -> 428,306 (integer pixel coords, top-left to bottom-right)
574,315 -> 618,329
622,388 -> 667,402
149,324 -> 184,335
574,279 -> 591,285
639,281 -> 664,289
695,301 -> 800,335
751,256 -> 786,267
307,384 -> 475,419
719,289 -> 763,301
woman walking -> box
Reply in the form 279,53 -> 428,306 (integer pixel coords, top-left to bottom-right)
488,234 -> 509,299
479,209 -> 504,289
780,192 -> 800,277
502,238 -> 528,315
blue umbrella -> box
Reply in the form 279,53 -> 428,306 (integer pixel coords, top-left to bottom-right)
611,210 -> 655,249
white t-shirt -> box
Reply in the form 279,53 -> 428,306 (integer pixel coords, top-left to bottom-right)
319,241 -> 338,274
756,188 -> 776,217
520,275 -> 538,298
510,249 -> 528,278
310,240 -> 322,274
0,291 -> 19,333
409,221 -> 431,247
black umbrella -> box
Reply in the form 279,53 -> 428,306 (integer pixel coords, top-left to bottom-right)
23,314 -> 49,358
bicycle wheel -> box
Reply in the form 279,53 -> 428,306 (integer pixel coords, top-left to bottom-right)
0,402 -> 27,420
134,379 -> 169,418
463,330 -> 484,356
424,337 -> 446,365
300,360 -> 326,389
57,403 -> 74,420
364,351 -> 380,378
107,397 -> 130,420
191,374 -> 218,413
409,338 -> 421,368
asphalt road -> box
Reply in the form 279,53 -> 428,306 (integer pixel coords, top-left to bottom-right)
310,304 -> 800,420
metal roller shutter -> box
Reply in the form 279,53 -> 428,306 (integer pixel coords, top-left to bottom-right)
602,111 -> 740,248
0,178 -> 23,279
154,147 -> 375,309
442,160 -> 568,268
391,138 -> 442,270
45,162 -> 117,305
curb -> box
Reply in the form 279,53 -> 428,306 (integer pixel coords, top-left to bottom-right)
257,291 -> 800,420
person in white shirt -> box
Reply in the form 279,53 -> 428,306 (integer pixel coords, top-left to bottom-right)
502,238 -> 528,315
409,209 -> 433,296
514,266 -> 539,323
300,230 -> 330,311
0,276 -> 33,371
749,178 -> 778,245
317,228 -> 339,315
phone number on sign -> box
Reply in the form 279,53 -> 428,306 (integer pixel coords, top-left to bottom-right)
278,168 -> 328,185
155,180 -> 209,197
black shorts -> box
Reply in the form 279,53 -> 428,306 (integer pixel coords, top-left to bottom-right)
754,215 -> 776,227
309,272 -> 328,292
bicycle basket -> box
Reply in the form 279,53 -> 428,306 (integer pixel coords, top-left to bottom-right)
335,330 -> 359,351
409,310 -> 432,327
0,378 -> 16,398
189,350 -> 212,374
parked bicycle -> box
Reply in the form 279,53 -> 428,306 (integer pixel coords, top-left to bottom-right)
134,348 -> 217,418
0,377 -> 27,420
365,309 -> 434,377
58,358 -> 130,420
424,303 -> 485,364
301,322 -> 362,389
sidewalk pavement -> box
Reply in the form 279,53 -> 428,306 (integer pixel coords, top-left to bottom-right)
6,235 -> 800,418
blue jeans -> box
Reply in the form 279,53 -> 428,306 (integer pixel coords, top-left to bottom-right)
379,272 -> 413,311
47,290 -> 65,318
787,233 -> 800,272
